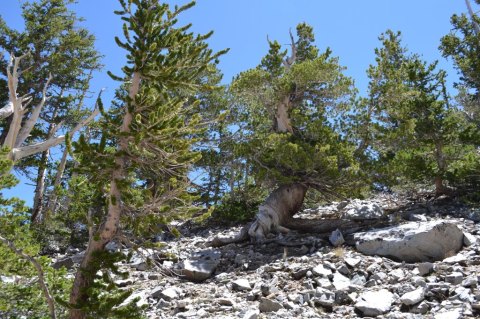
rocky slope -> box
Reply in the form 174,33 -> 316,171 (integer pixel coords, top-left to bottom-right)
53,194 -> 480,318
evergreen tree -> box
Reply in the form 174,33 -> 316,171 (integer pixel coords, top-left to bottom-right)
68,1 -> 226,318
231,23 -> 359,241
0,0 -> 101,222
361,30 -> 477,195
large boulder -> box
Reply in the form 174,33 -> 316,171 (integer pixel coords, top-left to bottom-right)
178,249 -> 221,282
354,221 -> 464,262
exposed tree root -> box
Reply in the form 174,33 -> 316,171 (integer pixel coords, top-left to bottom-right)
210,217 -> 390,247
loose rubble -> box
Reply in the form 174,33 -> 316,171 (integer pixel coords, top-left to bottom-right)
50,194 -> 480,318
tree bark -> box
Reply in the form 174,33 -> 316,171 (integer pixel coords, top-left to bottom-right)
248,183 -> 308,241
69,73 -> 140,319
31,149 -> 49,223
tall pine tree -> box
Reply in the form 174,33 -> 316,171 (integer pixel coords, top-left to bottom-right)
68,1 -> 226,318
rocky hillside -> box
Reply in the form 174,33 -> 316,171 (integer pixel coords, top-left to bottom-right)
51,194 -> 480,318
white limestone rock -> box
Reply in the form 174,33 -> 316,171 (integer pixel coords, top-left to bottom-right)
354,221 -> 464,262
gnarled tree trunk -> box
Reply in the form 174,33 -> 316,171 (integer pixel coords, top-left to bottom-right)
248,183 -> 307,241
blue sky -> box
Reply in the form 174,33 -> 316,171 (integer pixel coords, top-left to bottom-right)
0,0 -> 470,205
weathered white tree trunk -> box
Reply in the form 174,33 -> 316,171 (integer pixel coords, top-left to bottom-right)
248,183 -> 308,241
2,54 -> 98,165
69,73 -> 139,319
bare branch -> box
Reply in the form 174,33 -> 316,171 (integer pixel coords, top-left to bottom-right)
12,136 -> 66,161
282,28 -> 297,69
15,73 -> 54,147
0,101 -> 14,119
0,234 -> 56,319
466,0 -> 480,35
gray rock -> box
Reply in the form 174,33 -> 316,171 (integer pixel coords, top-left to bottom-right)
313,287 -> 335,307
341,199 -> 384,220
434,309 -> 462,319
444,272 -> 463,285
259,297 -> 283,313
355,289 -> 394,317
350,274 -> 367,286
462,276 -> 477,287
120,290 -> 149,308
400,287 -> 425,305
416,262 -> 434,276
312,264 -> 332,277
152,287 -> 181,301
354,221 -> 464,262
179,249 -> 221,282
156,298 -> 171,309
463,232 -> 477,246
232,278 -> 252,291
52,256 -> 74,270
332,272 -> 351,290
243,309 -> 260,319
345,257 -> 361,268
218,297 -> 234,306
329,229 -> 345,247
337,264 -> 351,276
411,301 -> 429,314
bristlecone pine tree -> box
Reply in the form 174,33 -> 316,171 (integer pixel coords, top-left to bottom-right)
68,1 -> 226,318
0,0 -> 101,222
213,23 -> 381,246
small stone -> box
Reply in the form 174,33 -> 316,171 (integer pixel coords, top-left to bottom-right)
243,309 -> 260,319
434,309 -> 462,319
335,290 -> 353,305
155,287 -> 180,301
445,272 -> 464,285
156,298 -> 171,309
400,287 -> 425,305
454,286 -> 474,302
355,289 -> 394,316
180,249 -> 221,282
463,232 -> 477,246
312,265 -> 332,277
259,297 -> 283,313
232,278 -> 252,291
313,287 -> 335,307
411,301 -> 429,314
176,300 -> 187,309
115,279 -> 133,288
350,274 -> 367,286
315,277 -> 334,290
337,264 -> 351,276
462,276 -> 477,287
416,262 -> 434,276
443,254 -> 467,264
332,272 -> 351,290
329,229 -> 345,247
291,268 -> 308,280
218,298 -> 234,306
345,257 -> 361,268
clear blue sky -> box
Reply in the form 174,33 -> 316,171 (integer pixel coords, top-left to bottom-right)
0,0 -> 470,205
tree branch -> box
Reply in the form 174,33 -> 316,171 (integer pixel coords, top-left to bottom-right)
465,0 -> 480,35
283,28 -> 297,69
0,101 -> 14,119
0,234 -> 56,319
15,73 -> 53,147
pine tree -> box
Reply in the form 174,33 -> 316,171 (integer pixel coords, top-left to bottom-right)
0,0 -> 101,222
68,1 -> 226,318
362,30 -> 477,195
229,23 -> 360,241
